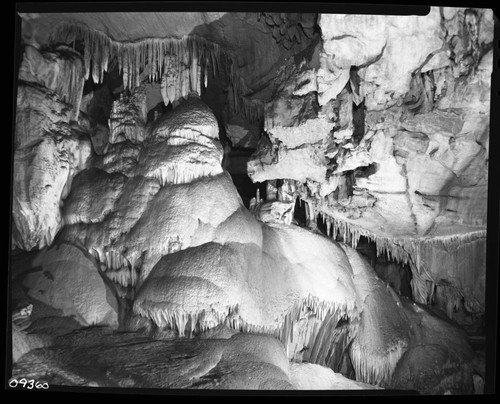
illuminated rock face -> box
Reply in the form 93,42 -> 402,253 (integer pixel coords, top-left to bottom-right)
18,44 -> 85,120
12,83 -> 92,251
61,94 -> 232,285
22,243 -> 119,327
247,7 -> 492,327
133,227 -> 358,347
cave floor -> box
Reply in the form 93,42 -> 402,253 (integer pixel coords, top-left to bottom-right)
11,325 -> 388,392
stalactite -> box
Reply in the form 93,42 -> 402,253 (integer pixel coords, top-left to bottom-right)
150,162 -> 223,187
51,22 -> 265,114
325,217 -> 331,237
190,39 -> 198,94
350,339 -> 407,387
203,63 -> 208,89
82,32 -> 90,80
209,45 -> 217,79
314,210 -> 487,299
89,247 -> 136,288
134,292 -> 357,364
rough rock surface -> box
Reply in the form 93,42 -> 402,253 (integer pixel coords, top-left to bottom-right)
11,327 -> 294,389
247,7 -> 492,327
289,362 -> 382,390
60,95 -> 227,284
133,227 -> 357,342
11,325 -> 389,390
226,112 -> 261,148
12,329 -> 53,364
13,83 -> 92,250
22,243 -> 119,327
389,299 -> 477,395
18,44 -> 85,120
344,245 -> 411,386
108,84 -> 147,144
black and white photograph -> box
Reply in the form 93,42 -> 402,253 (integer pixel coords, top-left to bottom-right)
7,2 -> 498,396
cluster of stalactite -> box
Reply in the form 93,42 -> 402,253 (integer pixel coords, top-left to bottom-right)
257,178 -> 487,309
50,22 -> 263,122
89,247 -> 137,288
134,291 -> 357,366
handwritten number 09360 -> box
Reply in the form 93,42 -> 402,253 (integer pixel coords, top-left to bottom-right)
8,378 -> 49,389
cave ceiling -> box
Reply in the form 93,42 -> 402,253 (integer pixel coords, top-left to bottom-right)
20,11 -> 318,101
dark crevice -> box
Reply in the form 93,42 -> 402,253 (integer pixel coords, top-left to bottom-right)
352,101 -> 366,145
354,163 -> 377,178
293,197 -> 307,227
356,236 -> 413,300
224,146 -> 266,208
146,101 -> 170,124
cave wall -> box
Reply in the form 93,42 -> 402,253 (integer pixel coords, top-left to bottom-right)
247,7 -> 493,328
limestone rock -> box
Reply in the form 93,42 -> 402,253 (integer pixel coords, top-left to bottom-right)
319,8 -> 443,109
133,224 -> 358,350
12,328 -> 52,363
89,123 -> 110,155
11,327 -> 294,389
268,118 -> 333,149
22,243 -> 119,327
13,84 -> 92,250
114,172 -> 243,282
251,7 -> 492,328
248,142 -> 328,183
61,174 -> 161,275
400,109 -> 464,136
18,44 -> 85,121
344,245 -> 411,386
289,363 -> 382,390
316,56 -> 350,106
93,140 -> 141,176
393,131 -> 429,158
108,84 -> 147,144
16,82 -> 72,149
226,112 -> 261,148
135,94 -> 224,185
333,146 -> 372,174
413,233 -> 486,321
135,139 -> 223,186
148,94 -> 219,143
390,300 -> 475,394
62,168 -> 127,225
251,199 -> 295,225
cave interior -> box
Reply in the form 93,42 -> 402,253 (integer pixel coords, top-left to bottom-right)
8,4 -> 498,395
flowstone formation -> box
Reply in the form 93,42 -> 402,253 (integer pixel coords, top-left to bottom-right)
10,8 -> 493,395
11,94 -> 481,394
